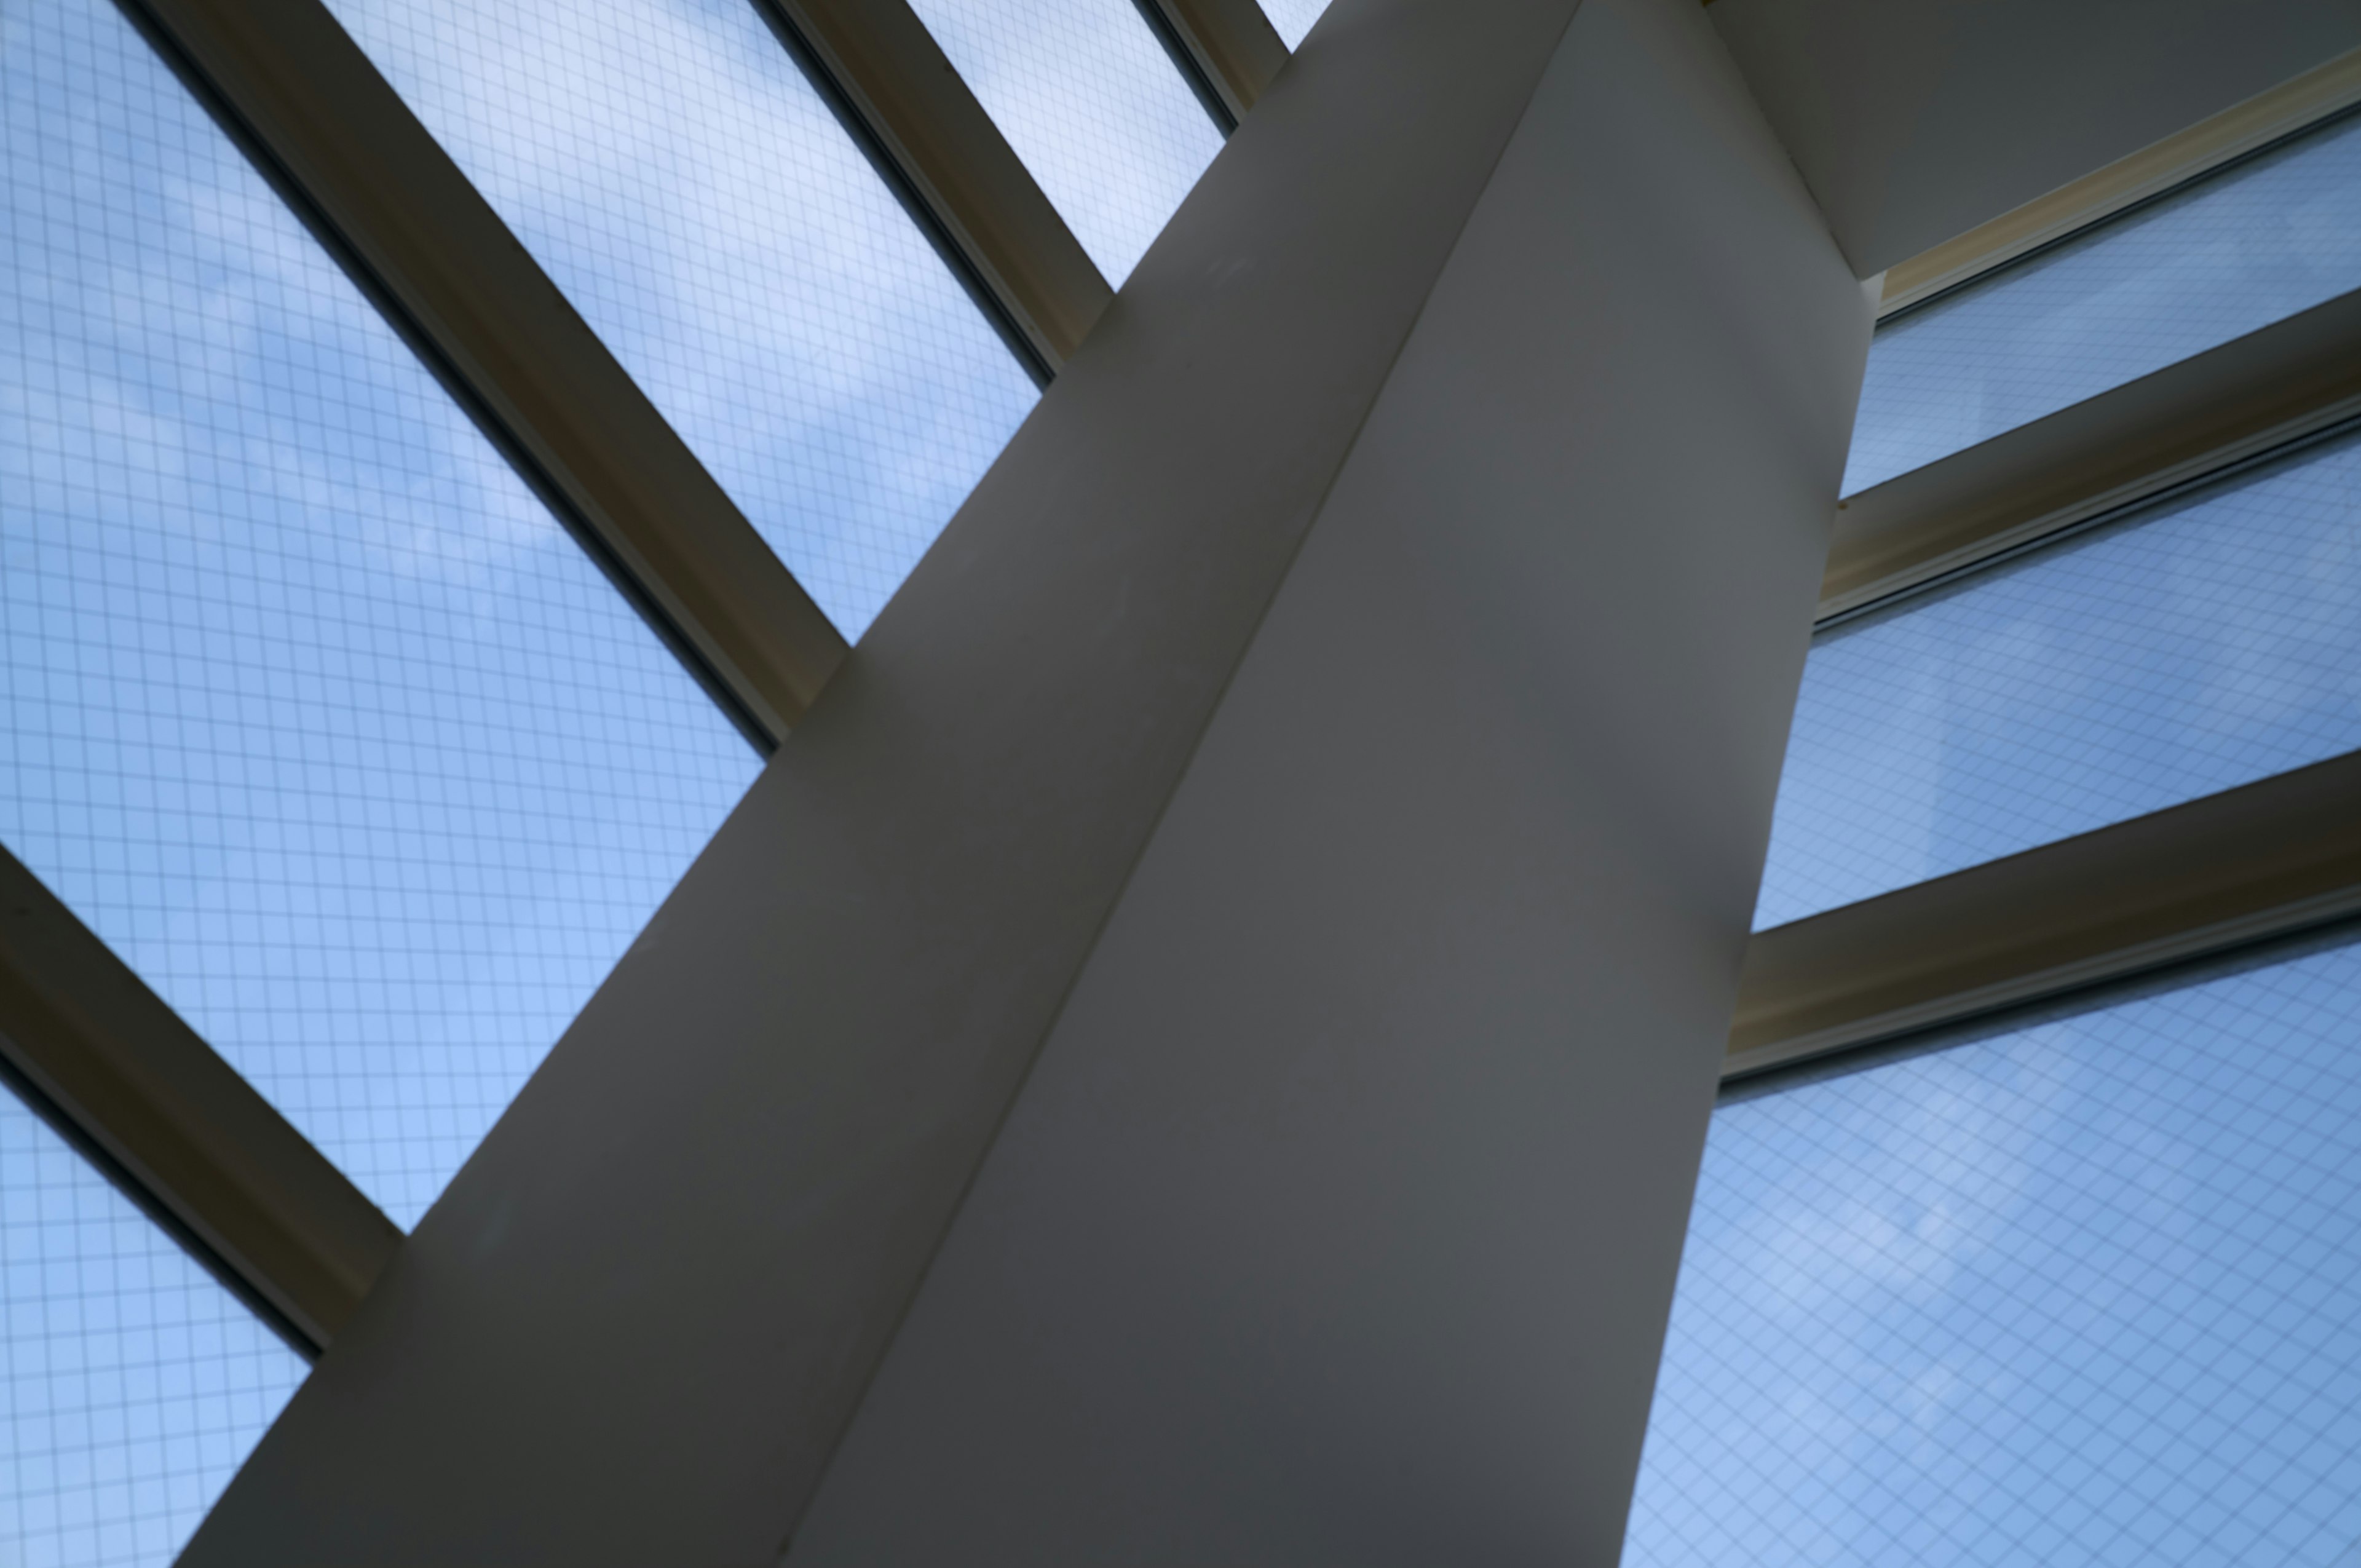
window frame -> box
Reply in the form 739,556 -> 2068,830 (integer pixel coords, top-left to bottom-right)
1735,56 -> 2361,1083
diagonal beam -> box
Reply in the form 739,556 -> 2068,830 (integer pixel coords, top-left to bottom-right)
0,848 -> 399,1352
1728,751 -> 2361,1080
124,0 -> 848,747
763,0 -> 1114,372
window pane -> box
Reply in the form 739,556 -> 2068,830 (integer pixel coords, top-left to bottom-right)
2,1084 -> 309,1568
905,0 -> 1225,287
2,0 -> 761,1227
1626,934 -> 2361,1568
1757,429 -> 2361,929
1846,111 -> 2361,496
1256,0 -> 1326,51
322,0 -> 1040,639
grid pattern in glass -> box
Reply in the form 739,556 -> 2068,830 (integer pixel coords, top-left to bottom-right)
1256,0 -> 1327,50
1846,111 -> 2361,496
1625,933 -> 2361,1568
2,0 -> 762,1228
2,1083 -> 309,1568
904,0 -> 1225,287
1757,428 -> 2361,929
322,0 -> 1040,639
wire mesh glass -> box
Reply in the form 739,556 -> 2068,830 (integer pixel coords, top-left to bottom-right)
1,1083 -> 309,1568
1846,110 -> 2361,496
1624,930 -> 2361,1568
1756,426 -> 2361,930
904,0 -> 1225,287
1,0 -> 762,1229
322,0 -> 1041,640
1256,0 -> 1327,50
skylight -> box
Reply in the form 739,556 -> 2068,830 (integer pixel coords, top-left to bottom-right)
0,1083 -> 308,1568
2,0 -> 761,1226
1756,428 -> 2361,929
323,0 -> 1041,638
1628,933 -> 2361,1567
903,0 -> 1225,287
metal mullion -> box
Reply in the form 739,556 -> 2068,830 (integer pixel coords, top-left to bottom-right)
1773,81 -> 2361,1088
0,847 -> 400,1353
760,0 -> 1114,372
1821,403 -> 2361,637
0,1049 -> 318,1361
1133,0 -> 1241,135
1726,751 -> 2361,1082
122,0 -> 848,751
1821,286 -> 2361,621
1139,0 -> 1289,127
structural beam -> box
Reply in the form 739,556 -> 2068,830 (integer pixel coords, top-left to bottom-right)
0,849 -> 398,1352
1728,751 -> 2361,1079
790,0 -> 1867,1546
785,0 -> 1865,1551
127,0 -> 848,746
765,0 -> 1115,371
1822,286 -> 2361,618
180,0 -> 1868,1559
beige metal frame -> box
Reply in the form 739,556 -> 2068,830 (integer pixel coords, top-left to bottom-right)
23,0 -> 1281,1352
0,847 -> 398,1352
1142,0 -> 1289,125
1730,753 -> 2361,1079
761,0 -> 1114,371
1822,289 -> 2361,617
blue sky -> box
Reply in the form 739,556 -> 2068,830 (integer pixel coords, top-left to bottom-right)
1627,936 -> 2361,1568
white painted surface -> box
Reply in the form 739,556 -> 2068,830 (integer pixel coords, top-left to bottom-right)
783,0 -> 1871,1558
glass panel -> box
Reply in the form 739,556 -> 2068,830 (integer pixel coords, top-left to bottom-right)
322,0 -> 1040,639
1846,111 -> 2361,496
1256,0 -> 1327,51
2,0 -> 761,1227
1757,428 -> 2361,929
2,1083 -> 309,1568
904,0 -> 1225,287
1626,933 -> 2361,1568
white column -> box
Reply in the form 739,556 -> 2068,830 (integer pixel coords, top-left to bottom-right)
188,0 -> 1868,1561
784,0 -> 1868,1558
